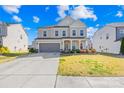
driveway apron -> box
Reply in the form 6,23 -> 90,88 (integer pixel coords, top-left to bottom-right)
0,53 -> 59,88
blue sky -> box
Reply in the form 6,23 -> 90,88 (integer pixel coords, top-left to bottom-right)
0,5 -> 124,44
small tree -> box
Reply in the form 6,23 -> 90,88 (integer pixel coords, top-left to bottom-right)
120,38 -> 124,55
0,46 -> 10,54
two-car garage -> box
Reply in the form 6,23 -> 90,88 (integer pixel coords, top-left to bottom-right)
39,43 -> 60,52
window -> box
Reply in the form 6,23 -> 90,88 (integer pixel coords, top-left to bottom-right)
106,33 -> 109,40
55,31 -> 58,36
43,31 -> 47,37
72,30 -> 76,36
62,31 -> 66,36
80,30 -> 83,36
20,35 -> 23,39
116,27 -> 124,40
72,46 -> 76,50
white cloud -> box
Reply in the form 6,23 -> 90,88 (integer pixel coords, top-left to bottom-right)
33,16 -> 40,23
87,27 -> 98,38
116,11 -> 123,17
56,5 -> 69,21
56,5 -> 97,21
12,15 -> 22,22
45,6 -> 50,12
96,24 -> 100,27
2,5 -> 21,14
24,27 -> 31,30
70,6 -> 97,21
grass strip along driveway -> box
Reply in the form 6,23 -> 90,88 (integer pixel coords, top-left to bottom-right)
58,54 -> 124,76
0,53 -> 28,64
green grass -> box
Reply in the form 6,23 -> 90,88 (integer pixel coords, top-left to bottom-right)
0,52 -> 28,64
2,52 -> 28,57
58,54 -> 124,76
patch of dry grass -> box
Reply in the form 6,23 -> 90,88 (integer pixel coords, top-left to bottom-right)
58,54 -> 124,76
0,52 -> 28,64
0,56 -> 16,64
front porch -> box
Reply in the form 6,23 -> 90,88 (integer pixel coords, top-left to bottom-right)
61,39 -> 87,51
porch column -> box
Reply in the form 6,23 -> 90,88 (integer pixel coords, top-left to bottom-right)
84,41 -> 86,49
62,40 -> 64,51
37,42 -> 40,53
78,40 -> 80,50
70,40 -> 72,50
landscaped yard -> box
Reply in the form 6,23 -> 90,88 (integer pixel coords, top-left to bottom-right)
58,54 -> 124,76
0,53 -> 28,64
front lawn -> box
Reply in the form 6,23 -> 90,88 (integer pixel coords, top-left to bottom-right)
0,52 -> 28,64
58,54 -> 124,76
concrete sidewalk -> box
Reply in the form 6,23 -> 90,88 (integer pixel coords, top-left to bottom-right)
56,76 -> 124,88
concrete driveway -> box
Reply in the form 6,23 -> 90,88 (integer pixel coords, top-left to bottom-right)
0,53 -> 124,88
0,53 -> 59,88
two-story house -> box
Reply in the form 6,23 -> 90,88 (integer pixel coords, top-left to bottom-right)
33,16 -> 88,52
0,22 -> 28,52
93,22 -> 124,54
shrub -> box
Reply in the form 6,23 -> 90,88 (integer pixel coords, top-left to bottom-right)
91,49 -> 96,53
80,49 -> 86,53
120,38 -> 124,55
29,48 -> 38,53
88,49 -> 92,53
70,51 -> 74,53
83,49 -> 87,53
64,49 -> 71,53
86,49 -> 90,53
0,46 -> 10,54
75,49 -> 80,53
80,49 -> 84,53
70,49 -> 75,53
70,49 -> 80,53
0,45 -> 2,48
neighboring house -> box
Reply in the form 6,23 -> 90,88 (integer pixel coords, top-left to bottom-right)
93,22 -> 124,54
34,16 -> 88,52
0,22 -> 28,52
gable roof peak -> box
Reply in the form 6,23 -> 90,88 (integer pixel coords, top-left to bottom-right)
57,16 -> 75,26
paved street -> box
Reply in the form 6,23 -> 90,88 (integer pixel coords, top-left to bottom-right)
0,53 -> 124,88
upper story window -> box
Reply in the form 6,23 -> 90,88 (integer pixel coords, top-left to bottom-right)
116,27 -> 124,40
80,30 -> 84,36
62,31 -> 66,36
55,31 -> 58,36
43,31 -> 47,37
106,33 -> 109,40
72,30 -> 76,36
